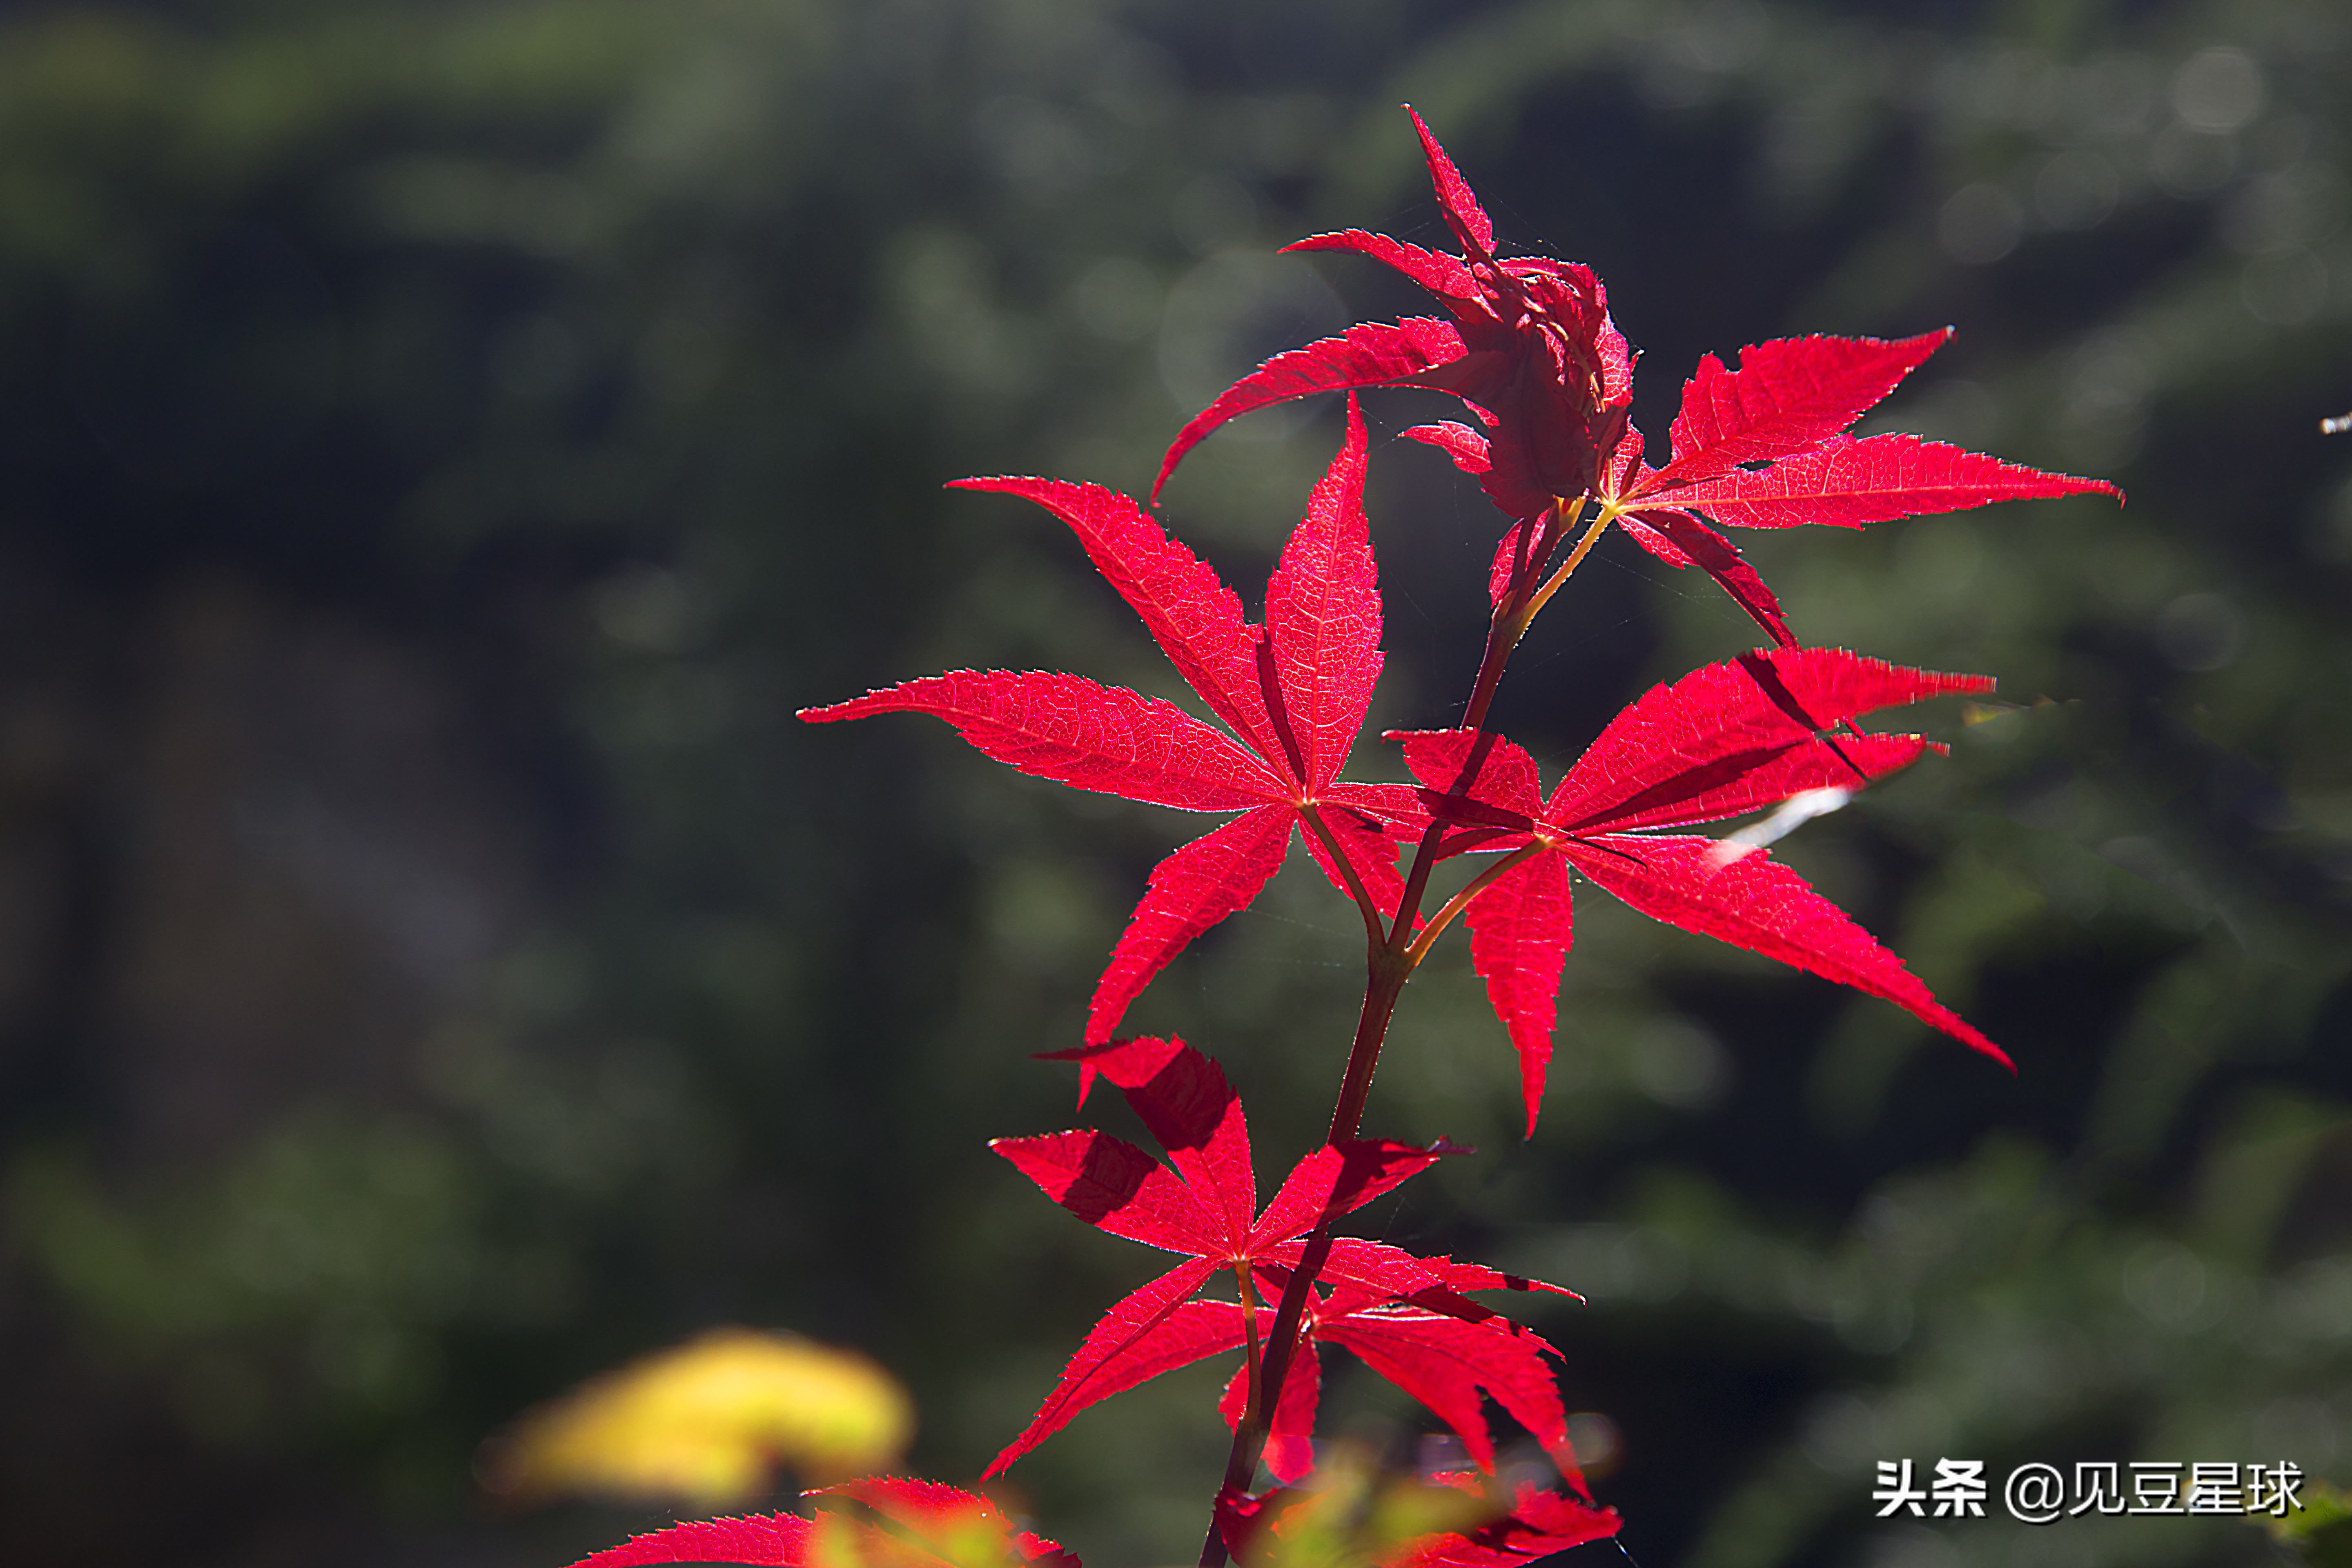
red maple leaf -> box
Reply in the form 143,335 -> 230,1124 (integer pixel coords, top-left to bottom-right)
1380,1480 -> 1624,1568
986,1036 -> 1577,1482
1488,331 -> 2123,646
802,397 -> 1421,1065
1154,109 -> 1632,517
560,1477 -> 1080,1568
1214,1473 -> 1621,1568
1152,109 -> 2119,648
1394,646 -> 2007,1135
1205,1254 -> 1587,1486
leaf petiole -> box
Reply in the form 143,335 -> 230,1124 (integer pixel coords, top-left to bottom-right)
1402,840 -> 1550,970
1297,800 -> 1392,947
1234,1260 -> 1264,1443
1510,501 -> 1616,639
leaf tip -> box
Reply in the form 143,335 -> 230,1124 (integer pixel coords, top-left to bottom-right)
1034,1041 -> 1114,1107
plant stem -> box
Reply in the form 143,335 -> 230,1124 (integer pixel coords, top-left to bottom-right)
1298,800 -> 1390,947
1196,494 -> 1603,1568
1403,840 -> 1548,968
1517,505 -> 1615,629
1234,1260 -> 1264,1441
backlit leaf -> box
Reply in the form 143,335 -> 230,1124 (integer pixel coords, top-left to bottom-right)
488,1329 -> 912,1508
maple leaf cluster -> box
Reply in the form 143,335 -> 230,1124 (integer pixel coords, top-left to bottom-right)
986,1037 -> 1581,1487
807,402 -> 1416,1071
1158,111 -> 2116,651
567,1469 -> 1606,1568
575,109 -> 2121,1568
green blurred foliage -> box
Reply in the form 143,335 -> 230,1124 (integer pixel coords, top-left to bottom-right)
0,1 -> 2344,1566
2274,1482 -> 2352,1566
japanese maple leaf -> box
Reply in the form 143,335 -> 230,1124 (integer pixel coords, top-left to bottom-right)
1394,646 -> 2007,1136
1383,1482 -> 1624,1568
562,1476 -> 1080,1568
1200,1254 -> 1586,1487
986,1035 -> 1524,1478
1153,108 -> 1632,519
1458,330 -> 2123,645
1215,1473 -> 1620,1568
803,397 -> 1420,1062
1152,109 -> 2118,648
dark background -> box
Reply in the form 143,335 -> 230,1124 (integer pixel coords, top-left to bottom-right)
0,1 -> 2346,1565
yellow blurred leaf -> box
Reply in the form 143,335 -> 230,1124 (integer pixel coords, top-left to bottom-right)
482,1327 -> 914,1507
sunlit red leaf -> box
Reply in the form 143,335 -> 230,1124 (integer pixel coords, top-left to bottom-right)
1264,396 -> 1383,794
1299,797 -> 1414,929
1213,1453 -> 1486,1568
1073,1034 -> 1258,1240
1482,515 -> 1531,610
1650,330 -> 1950,490
822,1479 -> 1083,1568
1390,729 -> 1541,820
1247,1147 -> 1446,1251
1214,1459 -> 1617,1568
949,476 -> 1277,761
1383,1482 -> 1623,1568
1623,508 -> 1793,648
1656,431 -> 2123,528
1545,647 -> 1991,835
565,1512 -> 817,1568
1083,806 -> 1294,1072
992,1040 -> 1565,1478
1156,110 -> 2120,643
990,1127 -> 1222,1257
1407,106 -> 1497,258
1254,1237 -> 1450,1305
982,1257 -> 1223,1478
815,406 -> 1404,1051
1396,650 -> 2003,1131
1562,834 -> 2008,1067
1307,1279 -> 1577,1479
1604,342 -> 2120,634
561,1478 -> 1081,1568
1158,113 -> 1633,516
798,672 -> 1277,813
1218,1341 -> 1324,1486
1153,320 -> 1467,502
1289,229 -> 1481,304
1209,1239 -> 1588,1492
1409,1256 -> 1583,1307
1462,855 -> 1575,1139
